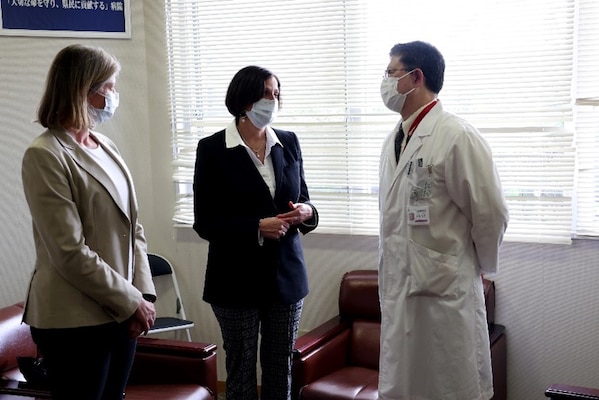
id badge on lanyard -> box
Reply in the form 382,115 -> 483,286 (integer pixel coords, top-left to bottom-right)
407,205 -> 430,225
404,100 -> 438,227
407,160 -> 433,226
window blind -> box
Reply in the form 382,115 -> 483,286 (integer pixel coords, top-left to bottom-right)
165,0 -> 598,243
574,0 -> 599,237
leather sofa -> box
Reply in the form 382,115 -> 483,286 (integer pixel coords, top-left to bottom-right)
0,302 -> 218,400
545,383 -> 599,399
292,270 -> 507,400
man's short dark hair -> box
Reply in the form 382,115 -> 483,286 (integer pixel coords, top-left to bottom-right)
389,41 -> 445,94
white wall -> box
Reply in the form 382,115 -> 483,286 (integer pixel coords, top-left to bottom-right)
0,3 -> 598,399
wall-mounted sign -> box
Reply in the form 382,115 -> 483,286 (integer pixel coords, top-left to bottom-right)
0,0 -> 130,39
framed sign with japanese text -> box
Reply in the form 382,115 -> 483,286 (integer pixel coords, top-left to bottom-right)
0,0 -> 131,39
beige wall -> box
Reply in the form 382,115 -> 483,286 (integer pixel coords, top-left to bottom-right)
1,3 -> 598,399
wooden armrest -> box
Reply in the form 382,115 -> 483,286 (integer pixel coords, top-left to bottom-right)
137,337 -> 217,357
0,378 -> 51,398
545,384 -> 599,399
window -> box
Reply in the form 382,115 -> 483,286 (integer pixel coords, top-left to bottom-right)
165,0 -> 599,244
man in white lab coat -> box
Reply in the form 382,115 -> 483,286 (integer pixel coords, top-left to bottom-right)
377,41 -> 509,400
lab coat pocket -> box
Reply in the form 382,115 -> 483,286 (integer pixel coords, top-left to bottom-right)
408,165 -> 433,204
406,239 -> 459,298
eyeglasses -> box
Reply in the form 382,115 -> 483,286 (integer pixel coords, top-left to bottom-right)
383,68 -> 410,79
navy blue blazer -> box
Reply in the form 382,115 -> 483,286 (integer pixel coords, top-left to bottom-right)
193,127 -> 318,307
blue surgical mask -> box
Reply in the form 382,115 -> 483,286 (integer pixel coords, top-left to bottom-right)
246,98 -> 278,129
89,91 -> 120,125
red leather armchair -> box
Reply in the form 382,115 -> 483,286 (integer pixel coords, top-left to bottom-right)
0,302 -> 218,400
292,270 -> 507,400
545,384 -> 599,399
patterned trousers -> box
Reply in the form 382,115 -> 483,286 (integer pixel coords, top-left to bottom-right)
212,299 -> 303,400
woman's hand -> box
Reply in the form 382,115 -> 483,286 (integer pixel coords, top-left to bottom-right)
128,299 -> 156,338
259,216 -> 290,240
277,201 -> 313,226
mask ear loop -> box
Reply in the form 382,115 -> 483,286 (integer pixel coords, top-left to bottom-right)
240,100 -> 256,122
397,69 -> 415,81
400,69 -> 419,98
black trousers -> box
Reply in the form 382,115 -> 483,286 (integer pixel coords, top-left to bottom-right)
30,321 -> 136,400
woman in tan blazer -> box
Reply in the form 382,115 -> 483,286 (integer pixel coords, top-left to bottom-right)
21,44 -> 156,400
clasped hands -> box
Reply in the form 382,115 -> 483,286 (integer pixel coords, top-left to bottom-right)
128,298 -> 156,338
259,201 -> 313,240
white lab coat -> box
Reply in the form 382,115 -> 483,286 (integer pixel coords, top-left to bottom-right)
377,101 -> 509,400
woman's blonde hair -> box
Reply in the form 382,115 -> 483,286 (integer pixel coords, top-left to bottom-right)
37,44 -> 121,130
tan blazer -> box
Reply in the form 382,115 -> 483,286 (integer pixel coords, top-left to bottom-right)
21,128 -> 155,329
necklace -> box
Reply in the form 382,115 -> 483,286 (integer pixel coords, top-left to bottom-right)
240,134 -> 266,158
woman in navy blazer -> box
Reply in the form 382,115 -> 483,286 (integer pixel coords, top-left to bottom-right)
193,66 -> 318,400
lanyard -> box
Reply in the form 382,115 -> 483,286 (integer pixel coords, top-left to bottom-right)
407,99 -> 438,136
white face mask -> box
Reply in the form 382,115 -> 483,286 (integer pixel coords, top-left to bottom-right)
89,91 -> 120,125
246,98 -> 278,129
380,70 -> 415,113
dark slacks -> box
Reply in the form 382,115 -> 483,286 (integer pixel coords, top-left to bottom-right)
212,299 -> 303,400
30,321 -> 136,400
